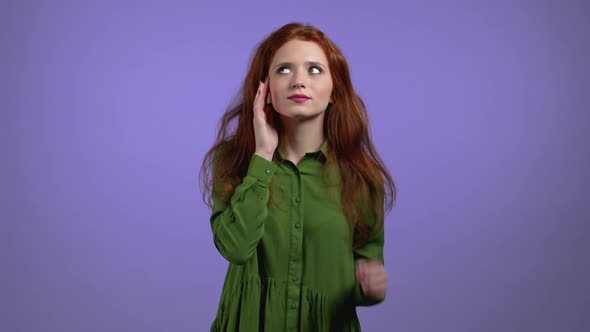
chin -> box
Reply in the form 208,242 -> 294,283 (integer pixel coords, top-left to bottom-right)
278,110 -> 324,121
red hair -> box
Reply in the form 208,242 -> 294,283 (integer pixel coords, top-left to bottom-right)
200,22 -> 396,249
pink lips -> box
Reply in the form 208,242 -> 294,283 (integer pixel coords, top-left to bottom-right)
289,98 -> 310,103
288,94 -> 311,103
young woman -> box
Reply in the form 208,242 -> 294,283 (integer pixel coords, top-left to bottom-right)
200,22 -> 396,331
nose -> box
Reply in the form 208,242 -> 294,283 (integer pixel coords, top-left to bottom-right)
291,70 -> 306,89
291,80 -> 305,89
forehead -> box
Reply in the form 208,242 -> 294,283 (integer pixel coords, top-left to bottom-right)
271,39 -> 328,64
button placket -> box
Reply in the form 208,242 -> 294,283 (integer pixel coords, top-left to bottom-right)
286,166 -> 303,330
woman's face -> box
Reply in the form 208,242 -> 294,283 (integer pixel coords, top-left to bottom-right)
267,39 -> 333,121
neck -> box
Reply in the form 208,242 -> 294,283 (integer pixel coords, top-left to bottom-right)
278,114 -> 325,164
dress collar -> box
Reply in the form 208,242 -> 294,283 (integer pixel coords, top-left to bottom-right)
276,139 -> 329,162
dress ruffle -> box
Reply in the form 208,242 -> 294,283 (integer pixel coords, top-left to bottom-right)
211,274 -> 361,331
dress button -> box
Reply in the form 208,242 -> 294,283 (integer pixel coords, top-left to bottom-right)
295,223 -> 300,229
295,197 -> 301,202
265,169 -> 271,175
291,276 -> 298,282
290,303 -> 297,310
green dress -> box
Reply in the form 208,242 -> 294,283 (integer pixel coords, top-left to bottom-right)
210,140 -> 385,331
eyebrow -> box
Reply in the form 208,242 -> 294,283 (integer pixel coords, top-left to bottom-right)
272,61 -> 327,70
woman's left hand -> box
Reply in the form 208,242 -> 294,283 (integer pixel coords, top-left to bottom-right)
356,259 -> 387,301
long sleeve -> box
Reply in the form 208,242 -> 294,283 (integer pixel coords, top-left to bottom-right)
352,190 -> 386,306
210,153 -> 278,265
352,226 -> 385,306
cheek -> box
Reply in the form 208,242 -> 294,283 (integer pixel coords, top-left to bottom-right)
268,82 -> 281,102
319,89 -> 333,104
319,81 -> 334,100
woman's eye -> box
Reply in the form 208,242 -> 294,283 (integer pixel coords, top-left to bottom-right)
277,66 -> 291,74
309,66 -> 322,74
276,65 -> 322,74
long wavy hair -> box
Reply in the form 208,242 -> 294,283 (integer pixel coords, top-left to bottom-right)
200,22 -> 396,249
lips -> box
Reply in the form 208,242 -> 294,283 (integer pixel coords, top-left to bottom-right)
288,94 -> 311,103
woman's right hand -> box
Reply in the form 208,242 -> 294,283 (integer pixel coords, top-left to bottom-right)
253,76 -> 278,161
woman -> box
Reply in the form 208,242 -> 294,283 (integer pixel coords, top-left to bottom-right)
200,22 -> 396,331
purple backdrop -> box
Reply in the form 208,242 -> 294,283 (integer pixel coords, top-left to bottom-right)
3,0 -> 589,331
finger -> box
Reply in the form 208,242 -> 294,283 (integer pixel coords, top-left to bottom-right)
265,76 -> 271,104
373,274 -> 387,286
368,268 -> 387,284
362,279 -> 371,296
254,80 -> 267,113
371,281 -> 387,297
356,260 -> 367,280
373,280 -> 387,292
356,265 -> 366,284
263,76 -> 269,101
365,261 -> 385,275
361,264 -> 377,278
254,82 -> 262,110
365,269 -> 386,281
369,276 -> 387,290
364,277 -> 386,297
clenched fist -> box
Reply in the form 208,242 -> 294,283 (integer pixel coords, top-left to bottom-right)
356,259 -> 387,301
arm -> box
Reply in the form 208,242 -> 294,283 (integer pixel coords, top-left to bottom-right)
352,226 -> 386,306
352,188 -> 386,306
210,153 -> 277,265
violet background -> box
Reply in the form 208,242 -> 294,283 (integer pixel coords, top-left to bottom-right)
2,0 -> 589,331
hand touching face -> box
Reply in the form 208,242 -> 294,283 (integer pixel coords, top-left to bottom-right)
252,76 -> 278,159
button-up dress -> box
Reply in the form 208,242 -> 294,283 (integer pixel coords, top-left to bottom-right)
209,140 -> 385,331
